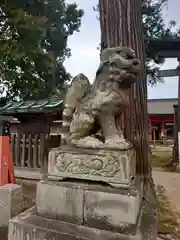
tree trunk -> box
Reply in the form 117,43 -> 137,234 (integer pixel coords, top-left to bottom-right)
99,0 -> 151,178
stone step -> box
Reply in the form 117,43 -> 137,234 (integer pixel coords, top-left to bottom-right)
8,207 -> 142,240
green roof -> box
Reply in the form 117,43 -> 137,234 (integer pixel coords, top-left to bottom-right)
0,98 -> 64,115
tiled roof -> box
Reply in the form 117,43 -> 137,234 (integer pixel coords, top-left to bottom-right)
0,97 -> 177,116
0,98 -> 63,115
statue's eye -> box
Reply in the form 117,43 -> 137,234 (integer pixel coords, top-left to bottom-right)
116,51 -> 121,54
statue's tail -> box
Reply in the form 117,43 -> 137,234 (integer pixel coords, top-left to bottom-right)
61,73 -> 91,143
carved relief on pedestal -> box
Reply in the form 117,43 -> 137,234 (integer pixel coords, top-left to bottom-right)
48,147 -> 136,187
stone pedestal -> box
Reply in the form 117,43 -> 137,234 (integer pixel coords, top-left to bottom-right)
36,180 -> 142,234
9,207 -> 142,240
0,184 -> 23,239
48,146 -> 136,188
8,146 -> 147,240
0,184 -> 23,227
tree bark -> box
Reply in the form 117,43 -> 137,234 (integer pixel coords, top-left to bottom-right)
99,0 -> 151,177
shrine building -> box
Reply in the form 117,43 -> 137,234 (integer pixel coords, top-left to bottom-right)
147,98 -> 177,143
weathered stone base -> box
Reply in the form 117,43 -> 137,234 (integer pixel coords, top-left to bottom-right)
8,207 -> 142,240
48,146 -> 136,188
0,184 -> 23,227
36,179 -> 143,235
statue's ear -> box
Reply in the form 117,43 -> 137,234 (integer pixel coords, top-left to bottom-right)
100,48 -> 115,61
101,46 -> 125,61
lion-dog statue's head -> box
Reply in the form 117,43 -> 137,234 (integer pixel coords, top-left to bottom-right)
99,46 -> 141,88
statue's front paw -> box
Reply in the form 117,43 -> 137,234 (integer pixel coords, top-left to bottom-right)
70,136 -> 104,149
104,137 -> 132,150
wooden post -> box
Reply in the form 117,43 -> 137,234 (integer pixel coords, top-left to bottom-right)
152,127 -> 156,148
99,0 -> 150,177
178,58 -> 180,170
173,105 -> 178,165
149,118 -> 152,141
173,58 -> 180,167
0,116 -> 16,185
161,121 -> 165,144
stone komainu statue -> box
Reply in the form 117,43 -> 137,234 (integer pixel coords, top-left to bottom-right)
61,46 -> 141,150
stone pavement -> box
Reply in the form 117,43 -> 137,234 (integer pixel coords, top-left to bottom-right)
153,170 -> 180,213
153,170 -> 180,240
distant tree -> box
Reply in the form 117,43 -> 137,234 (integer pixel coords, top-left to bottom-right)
94,0 -> 180,85
0,0 -> 84,101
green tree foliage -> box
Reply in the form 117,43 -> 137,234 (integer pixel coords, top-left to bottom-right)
95,0 -> 180,85
0,0 -> 83,101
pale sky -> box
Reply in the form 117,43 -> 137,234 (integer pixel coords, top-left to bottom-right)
64,0 -> 180,99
